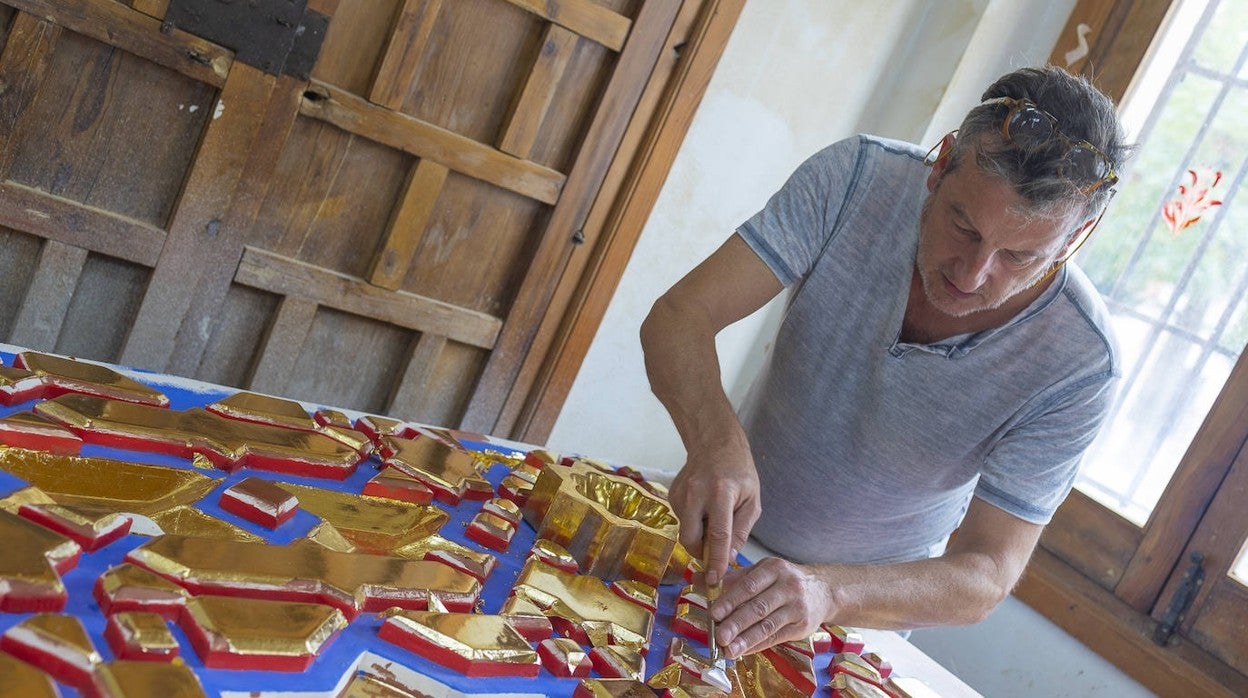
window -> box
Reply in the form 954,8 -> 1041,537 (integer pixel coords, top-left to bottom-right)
1018,0 -> 1248,694
1077,0 -> 1247,527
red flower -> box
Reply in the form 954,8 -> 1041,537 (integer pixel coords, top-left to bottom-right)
1162,169 -> 1224,236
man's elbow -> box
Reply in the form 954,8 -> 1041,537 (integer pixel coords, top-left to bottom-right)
963,579 -> 1011,625
950,553 -> 1018,625
640,293 -> 685,352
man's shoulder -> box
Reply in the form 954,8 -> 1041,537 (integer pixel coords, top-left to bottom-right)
857,134 -> 927,161
1046,263 -> 1120,377
805,135 -> 926,172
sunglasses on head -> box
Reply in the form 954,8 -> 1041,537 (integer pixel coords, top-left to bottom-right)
989,96 -> 1118,194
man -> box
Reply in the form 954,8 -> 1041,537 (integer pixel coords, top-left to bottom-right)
640,66 -> 1127,659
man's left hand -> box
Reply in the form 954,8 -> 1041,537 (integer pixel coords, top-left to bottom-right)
710,556 -> 835,658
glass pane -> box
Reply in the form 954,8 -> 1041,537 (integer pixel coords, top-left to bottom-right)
1078,329 -> 1234,523
1234,537 -> 1248,584
1077,74 -> 1219,293
1193,0 -> 1248,74
1073,1 -> 1248,526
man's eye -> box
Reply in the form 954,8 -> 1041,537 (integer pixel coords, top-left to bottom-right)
1005,251 -> 1034,265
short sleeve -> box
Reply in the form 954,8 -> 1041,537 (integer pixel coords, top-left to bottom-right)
736,137 -> 863,286
975,372 -> 1117,524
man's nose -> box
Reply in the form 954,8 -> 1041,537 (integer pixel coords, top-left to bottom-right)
955,251 -> 994,291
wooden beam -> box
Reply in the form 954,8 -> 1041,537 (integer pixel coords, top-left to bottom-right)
248,296 -> 317,394
1017,548 -> 1248,697
0,182 -> 165,266
235,246 -> 502,350
5,0 -> 231,88
368,159 -> 449,291
459,0 -> 682,434
503,0 -> 745,441
497,24 -> 579,159
164,74 -> 307,375
121,63 -> 277,372
502,0 -> 631,51
1039,488 -> 1142,591
300,79 -> 565,205
369,0 -> 443,110
8,240 -> 88,351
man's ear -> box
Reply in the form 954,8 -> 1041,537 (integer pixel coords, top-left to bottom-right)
926,132 -> 957,193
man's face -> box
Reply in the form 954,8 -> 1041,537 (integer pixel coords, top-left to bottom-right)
916,158 -> 1080,319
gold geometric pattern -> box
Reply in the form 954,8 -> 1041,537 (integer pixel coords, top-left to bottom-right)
126,535 -> 480,618
523,458 -> 679,586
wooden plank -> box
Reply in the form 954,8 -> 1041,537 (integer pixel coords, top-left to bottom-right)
400,172 -> 545,316
235,246 -> 503,349
0,227 -> 43,339
1016,548 -> 1248,698
5,0 -> 231,88
497,24 -> 578,159
194,284 -> 278,388
1048,0 -> 1116,76
369,0 -> 442,110
502,0 -> 631,51
1161,435 -> 1248,637
1117,348 -> 1248,609
459,0 -> 682,434
1039,489 -> 1142,591
1050,0 -> 1176,104
129,0 -> 168,20
165,74 -> 307,375
300,79 -> 565,205
309,0 -> 394,95
7,29 -> 216,228
387,332 -> 447,419
504,0 -> 743,440
121,63 -> 278,372
0,182 -> 165,266
8,240 -> 87,350
368,158 -> 448,290
56,254 -> 147,361
0,12 -> 62,179
285,306 -> 412,414
1191,580 -> 1248,676
248,296 -> 317,394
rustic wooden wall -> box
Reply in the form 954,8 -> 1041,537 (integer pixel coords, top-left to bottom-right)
0,0 -> 707,434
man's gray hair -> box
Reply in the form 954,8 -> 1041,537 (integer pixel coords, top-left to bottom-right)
946,66 -> 1129,222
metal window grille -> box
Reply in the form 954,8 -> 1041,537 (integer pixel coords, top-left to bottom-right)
1074,0 -> 1248,524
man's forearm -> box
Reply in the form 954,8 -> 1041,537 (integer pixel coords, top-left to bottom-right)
812,551 -> 1012,630
640,294 -> 745,452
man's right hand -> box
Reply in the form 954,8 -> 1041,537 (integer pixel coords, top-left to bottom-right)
668,436 -> 761,586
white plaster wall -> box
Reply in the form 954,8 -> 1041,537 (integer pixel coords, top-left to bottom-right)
548,0 -> 928,474
546,1 -> 1154,695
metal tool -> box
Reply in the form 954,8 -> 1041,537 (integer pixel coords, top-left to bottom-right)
702,580 -> 732,692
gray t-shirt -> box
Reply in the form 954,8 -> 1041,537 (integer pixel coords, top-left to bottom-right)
736,135 -> 1118,565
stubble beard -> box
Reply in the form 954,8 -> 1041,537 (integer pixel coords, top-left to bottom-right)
915,213 -> 1055,320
